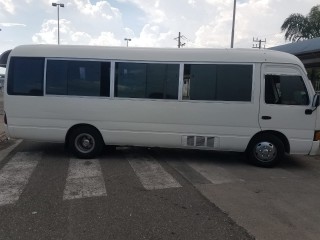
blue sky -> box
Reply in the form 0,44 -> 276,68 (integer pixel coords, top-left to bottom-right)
0,0 -> 318,60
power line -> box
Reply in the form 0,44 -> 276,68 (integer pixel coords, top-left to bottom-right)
174,32 -> 187,48
252,37 -> 266,49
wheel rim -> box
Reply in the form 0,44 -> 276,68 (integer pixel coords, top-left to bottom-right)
75,133 -> 95,154
254,141 -> 277,162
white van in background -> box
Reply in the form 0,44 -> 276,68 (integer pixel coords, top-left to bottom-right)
2,45 -> 320,167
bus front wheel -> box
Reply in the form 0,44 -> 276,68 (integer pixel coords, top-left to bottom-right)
68,126 -> 104,159
247,134 -> 284,167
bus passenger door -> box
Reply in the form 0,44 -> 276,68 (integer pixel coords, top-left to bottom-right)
259,64 -> 316,154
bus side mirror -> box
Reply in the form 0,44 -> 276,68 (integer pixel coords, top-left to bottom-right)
312,94 -> 320,108
305,94 -> 320,115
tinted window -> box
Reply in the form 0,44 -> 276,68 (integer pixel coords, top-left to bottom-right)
46,60 -> 68,95
46,60 -> 110,97
217,65 -> 253,101
183,64 -> 252,101
115,63 -> 146,98
8,57 -> 44,96
265,75 -> 309,105
186,64 -> 217,100
115,62 -> 179,99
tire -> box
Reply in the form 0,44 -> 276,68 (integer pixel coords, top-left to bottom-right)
68,126 -> 104,159
247,134 -> 284,168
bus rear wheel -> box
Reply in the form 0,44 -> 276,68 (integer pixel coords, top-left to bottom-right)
68,126 -> 104,159
247,134 -> 284,167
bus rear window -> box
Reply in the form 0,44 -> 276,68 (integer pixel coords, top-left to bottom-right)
7,57 -> 44,96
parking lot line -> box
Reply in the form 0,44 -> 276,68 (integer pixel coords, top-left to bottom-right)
186,161 -> 245,185
63,158 -> 107,200
126,152 -> 181,190
0,151 -> 41,206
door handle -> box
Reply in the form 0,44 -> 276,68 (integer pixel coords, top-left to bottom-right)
261,116 -> 272,120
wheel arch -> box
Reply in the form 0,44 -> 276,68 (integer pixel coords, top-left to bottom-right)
246,130 -> 290,154
65,123 -> 104,147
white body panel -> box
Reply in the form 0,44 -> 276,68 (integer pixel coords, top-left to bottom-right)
3,45 -> 319,155
5,95 -> 260,151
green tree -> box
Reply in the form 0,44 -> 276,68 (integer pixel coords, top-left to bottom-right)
281,5 -> 320,42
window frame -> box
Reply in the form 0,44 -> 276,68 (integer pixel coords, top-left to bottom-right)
264,73 -> 310,106
43,58 -> 255,103
262,63 -> 313,107
7,56 -> 45,96
44,57 -> 112,98
180,62 -> 255,103
113,60 -> 181,102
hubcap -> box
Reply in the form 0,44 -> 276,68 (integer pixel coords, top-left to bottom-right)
75,133 -> 95,154
254,141 -> 277,162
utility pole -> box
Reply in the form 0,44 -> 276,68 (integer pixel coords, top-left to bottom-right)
52,2 -> 65,45
124,38 -> 131,47
230,0 -> 236,48
174,32 -> 187,48
252,37 -> 266,49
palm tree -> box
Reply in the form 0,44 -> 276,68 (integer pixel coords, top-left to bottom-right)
281,5 -> 320,42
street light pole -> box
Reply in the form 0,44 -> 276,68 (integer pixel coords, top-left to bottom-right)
52,2 -> 64,45
124,38 -> 131,47
230,0 -> 236,48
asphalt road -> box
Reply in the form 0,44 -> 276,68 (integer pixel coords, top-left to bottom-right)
0,140 -> 253,240
1,140 -> 320,240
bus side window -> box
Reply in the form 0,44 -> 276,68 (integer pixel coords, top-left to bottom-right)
183,64 -> 252,102
114,63 -> 179,100
8,57 -> 44,96
46,60 -> 110,97
265,74 -> 309,105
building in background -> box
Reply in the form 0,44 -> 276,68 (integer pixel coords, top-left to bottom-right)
270,38 -> 320,91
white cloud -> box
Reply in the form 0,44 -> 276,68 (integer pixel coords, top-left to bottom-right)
131,24 -> 173,47
0,22 -> 26,27
32,17 -> 122,47
72,0 -> 121,19
71,31 -> 91,42
89,32 -> 121,46
32,19 -> 63,44
0,0 -> 15,14
188,0 -> 197,7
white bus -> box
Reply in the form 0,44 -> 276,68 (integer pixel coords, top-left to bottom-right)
2,45 -> 320,167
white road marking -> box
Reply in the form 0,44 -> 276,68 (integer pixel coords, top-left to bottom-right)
127,153 -> 181,190
187,161 -> 245,185
63,159 -> 107,200
0,151 -> 41,206
0,139 -> 23,164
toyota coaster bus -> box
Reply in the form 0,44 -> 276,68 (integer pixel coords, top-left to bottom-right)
2,45 -> 320,167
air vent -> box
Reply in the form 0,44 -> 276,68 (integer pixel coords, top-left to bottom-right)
207,137 -> 215,148
187,136 -> 195,146
182,135 -> 215,148
196,136 -> 205,147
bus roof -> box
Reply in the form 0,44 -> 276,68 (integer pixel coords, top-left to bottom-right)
9,44 -> 304,67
